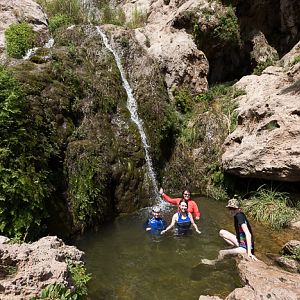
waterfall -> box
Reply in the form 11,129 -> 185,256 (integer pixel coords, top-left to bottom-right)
96,27 -> 161,202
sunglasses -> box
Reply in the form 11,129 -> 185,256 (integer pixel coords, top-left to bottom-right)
183,193 -> 190,196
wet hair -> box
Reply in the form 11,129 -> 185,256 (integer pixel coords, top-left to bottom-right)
182,189 -> 192,198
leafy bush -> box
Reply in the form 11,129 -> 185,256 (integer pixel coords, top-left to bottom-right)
0,65 -> 56,241
49,14 -> 72,33
68,261 -> 92,297
174,89 -> 193,114
242,186 -> 299,229
5,22 -> 35,58
213,7 -> 240,44
253,59 -> 274,75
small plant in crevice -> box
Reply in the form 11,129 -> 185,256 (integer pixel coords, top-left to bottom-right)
101,4 -> 126,26
5,22 -> 35,58
291,55 -> 300,66
242,186 -> 299,229
283,246 -> 300,261
253,59 -> 274,75
126,5 -> 147,29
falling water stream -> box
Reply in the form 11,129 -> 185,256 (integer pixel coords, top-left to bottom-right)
96,26 -> 160,202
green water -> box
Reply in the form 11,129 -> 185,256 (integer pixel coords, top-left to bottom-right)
74,197 -> 300,300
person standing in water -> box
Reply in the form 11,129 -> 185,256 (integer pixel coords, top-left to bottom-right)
159,187 -> 200,220
144,206 -> 167,235
161,200 -> 201,235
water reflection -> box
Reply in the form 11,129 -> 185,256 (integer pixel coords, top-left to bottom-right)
74,197 -> 299,300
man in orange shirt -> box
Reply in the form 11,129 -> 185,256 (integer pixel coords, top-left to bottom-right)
159,188 -> 200,220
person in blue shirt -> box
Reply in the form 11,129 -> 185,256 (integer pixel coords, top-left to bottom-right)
144,206 -> 167,235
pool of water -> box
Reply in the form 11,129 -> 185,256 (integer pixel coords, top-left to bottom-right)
74,197 -> 300,300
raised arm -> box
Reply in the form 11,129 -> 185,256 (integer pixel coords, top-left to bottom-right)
159,188 -> 180,205
161,214 -> 177,235
189,213 -> 201,234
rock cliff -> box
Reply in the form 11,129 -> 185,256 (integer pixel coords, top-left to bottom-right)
222,41 -> 300,182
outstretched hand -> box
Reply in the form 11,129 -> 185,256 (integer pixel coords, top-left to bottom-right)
247,253 -> 258,261
160,230 -> 166,235
159,187 -> 164,195
196,229 -> 201,234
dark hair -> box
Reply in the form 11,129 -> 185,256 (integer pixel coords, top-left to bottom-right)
182,189 -> 192,198
179,199 -> 188,206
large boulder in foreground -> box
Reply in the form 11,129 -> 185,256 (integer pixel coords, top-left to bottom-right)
0,236 -> 84,299
200,258 -> 300,300
222,41 -> 300,181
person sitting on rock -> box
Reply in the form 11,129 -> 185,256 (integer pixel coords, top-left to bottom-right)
202,197 -> 257,264
144,206 -> 167,235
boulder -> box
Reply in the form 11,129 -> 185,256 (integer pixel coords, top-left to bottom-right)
120,0 -> 209,95
0,236 -> 84,299
227,259 -> 300,299
222,41 -> 300,182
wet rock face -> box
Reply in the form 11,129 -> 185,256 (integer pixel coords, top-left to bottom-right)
0,236 -> 84,299
0,0 -> 50,61
222,41 -> 300,182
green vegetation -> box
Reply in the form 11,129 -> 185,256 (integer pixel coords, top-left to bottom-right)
68,261 -> 92,297
253,59 -> 274,75
5,22 -> 35,58
174,89 -> 193,114
213,7 -> 240,44
49,14 -> 72,33
163,82 -> 243,194
126,5 -> 147,29
0,65 -> 58,241
101,4 -> 126,26
292,55 -> 300,66
193,5 -> 240,49
284,246 -> 300,261
37,0 -> 85,27
31,283 -> 77,300
242,186 -> 299,229
31,258 -> 91,300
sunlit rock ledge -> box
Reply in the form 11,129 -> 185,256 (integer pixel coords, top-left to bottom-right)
199,257 -> 300,300
0,236 -> 84,299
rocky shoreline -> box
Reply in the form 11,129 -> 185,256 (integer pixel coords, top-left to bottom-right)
0,236 -> 84,299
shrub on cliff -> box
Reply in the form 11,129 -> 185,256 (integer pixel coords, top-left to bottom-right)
0,65 -> 56,241
4,22 -> 35,58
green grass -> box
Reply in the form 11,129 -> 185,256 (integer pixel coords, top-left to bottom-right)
242,186 -> 299,229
